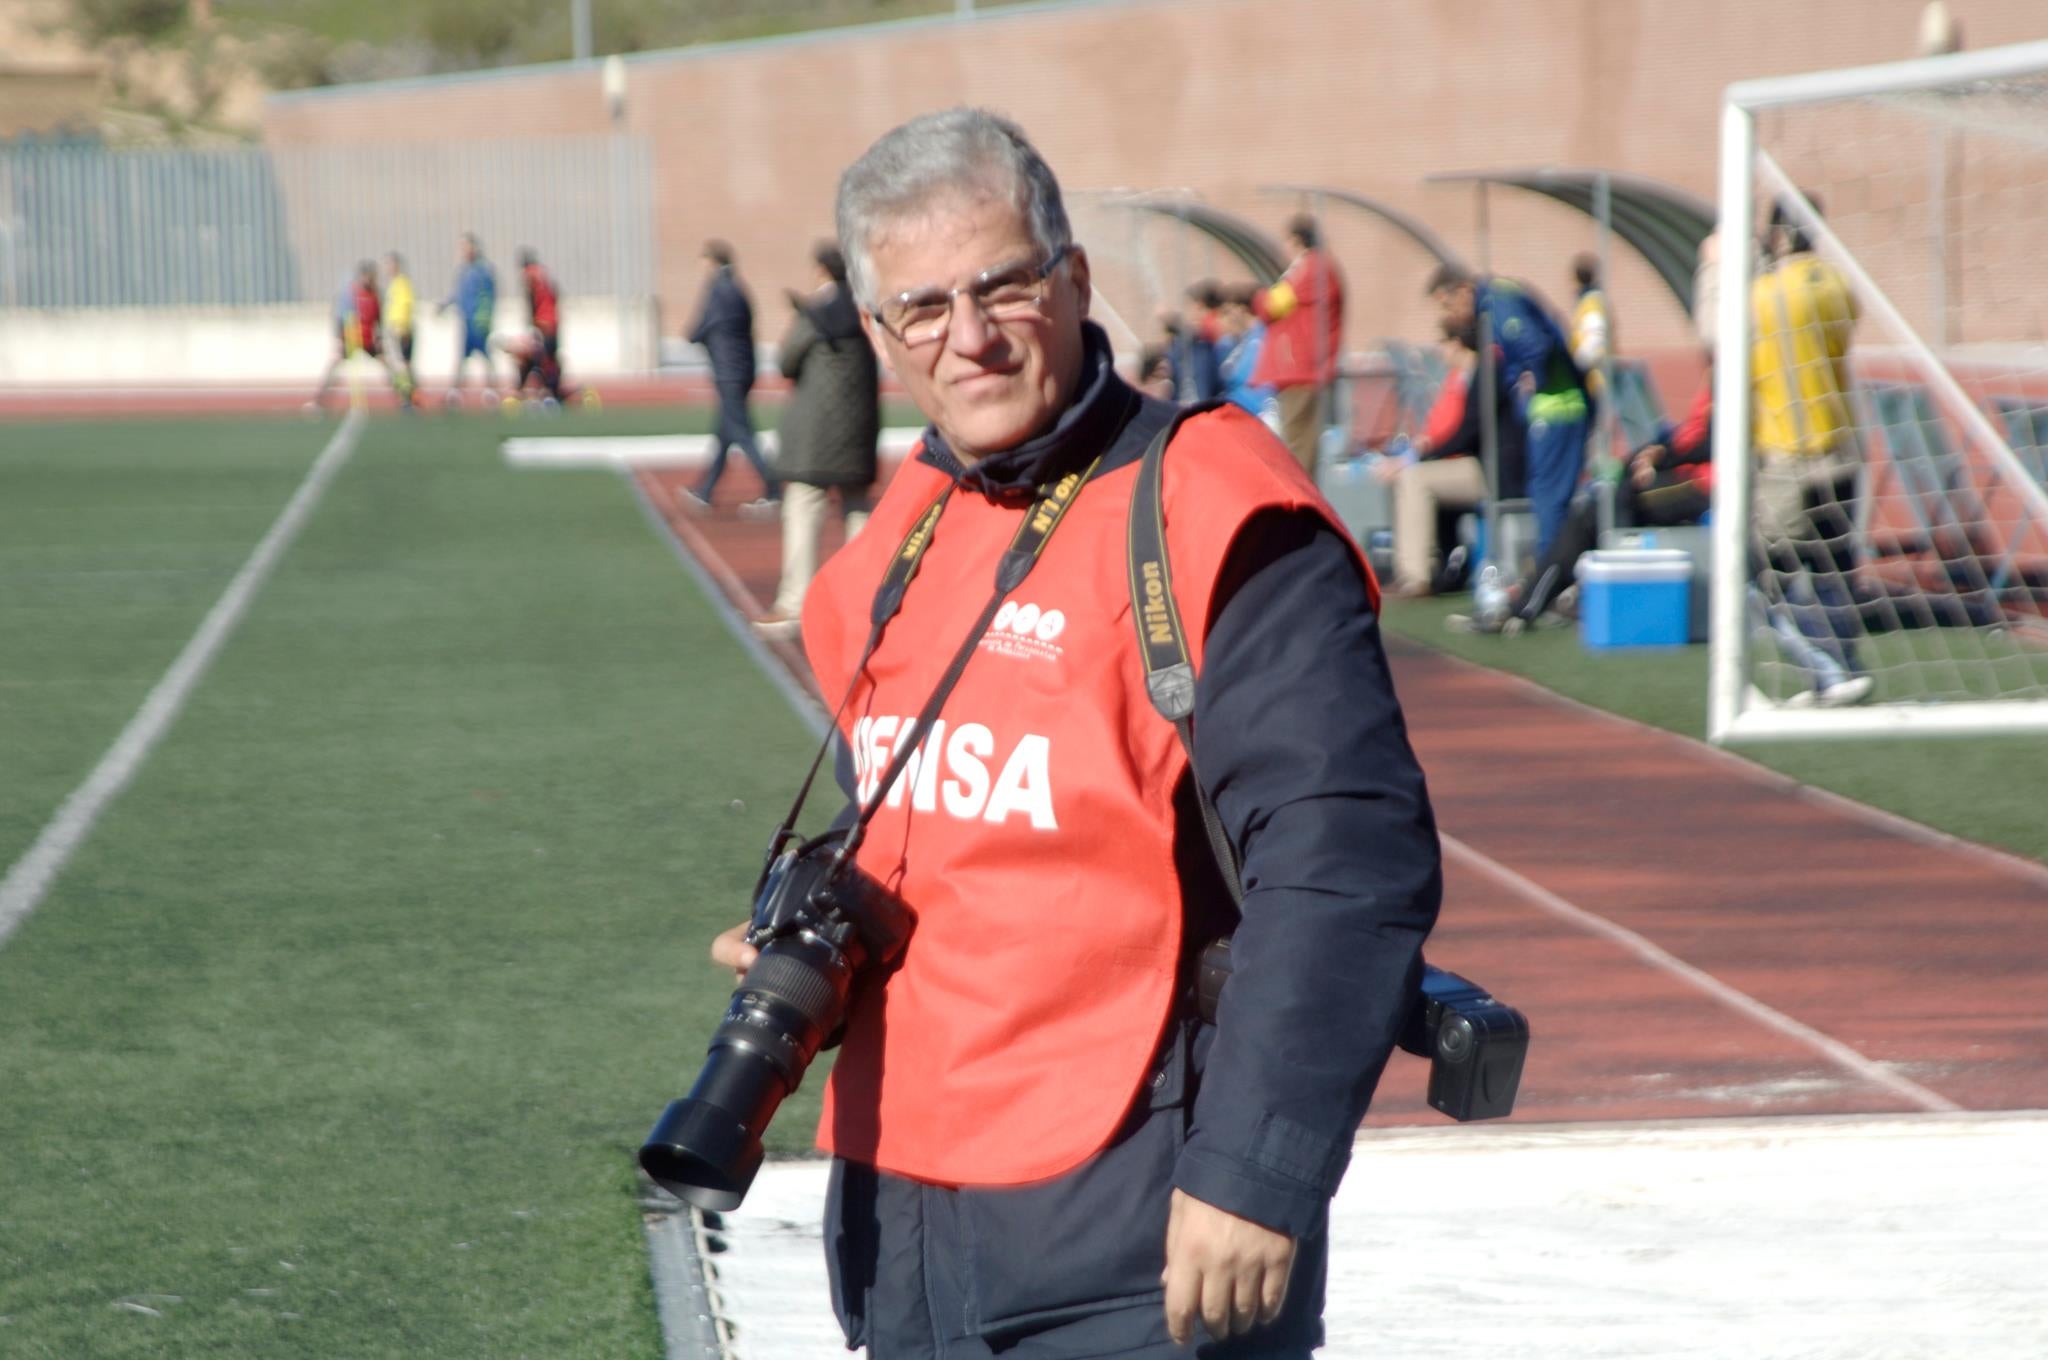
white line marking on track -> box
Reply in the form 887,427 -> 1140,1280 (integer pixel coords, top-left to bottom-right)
1439,831 -> 1964,1114
622,471 -> 829,739
0,410 -> 366,953
1399,636 -> 2048,892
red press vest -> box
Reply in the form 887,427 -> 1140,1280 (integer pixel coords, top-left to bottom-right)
799,404 -> 1377,1186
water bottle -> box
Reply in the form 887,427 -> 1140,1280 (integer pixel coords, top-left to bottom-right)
1474,563 -> 1509,622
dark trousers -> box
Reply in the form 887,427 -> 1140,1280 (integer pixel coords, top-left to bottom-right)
695,380 -> 779,502
1514,471 -> 1709,623
825,1030 -> 1325,1358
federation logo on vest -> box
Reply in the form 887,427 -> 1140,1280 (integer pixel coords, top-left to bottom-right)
979,600 -> 1067,664
850,714 -> 1058,830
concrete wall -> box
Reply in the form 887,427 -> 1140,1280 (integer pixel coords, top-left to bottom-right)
260,0 -> 2048,377
0,296 -> 659,388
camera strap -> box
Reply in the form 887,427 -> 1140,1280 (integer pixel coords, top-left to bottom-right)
767,448 -> 1106,872
1123,401 -> 1245,907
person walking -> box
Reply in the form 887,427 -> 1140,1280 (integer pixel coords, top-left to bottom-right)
684,240 -> 779,513
753,243 -> 879,639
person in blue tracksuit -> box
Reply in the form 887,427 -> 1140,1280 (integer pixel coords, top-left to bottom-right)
439,232 -> 497,407
1426,265 -> 1590,561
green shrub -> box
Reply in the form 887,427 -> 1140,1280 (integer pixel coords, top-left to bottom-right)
74,0 -> 187,42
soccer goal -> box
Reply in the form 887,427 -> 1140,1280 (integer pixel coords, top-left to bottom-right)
1709,39 -> 2048,742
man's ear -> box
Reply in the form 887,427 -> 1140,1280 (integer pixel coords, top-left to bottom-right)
859,311 -> 895,375
1068,245 -> 1092,320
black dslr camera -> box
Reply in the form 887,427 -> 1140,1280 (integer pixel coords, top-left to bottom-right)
639,838 -> 912,1212
1196,938 -> 1528,1122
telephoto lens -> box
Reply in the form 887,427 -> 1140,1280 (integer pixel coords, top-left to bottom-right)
640,845 -> 911,1212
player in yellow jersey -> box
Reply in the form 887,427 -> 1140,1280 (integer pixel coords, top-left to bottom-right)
1568,253 -> 1611,400
1748,195 -> 1871,706
382,252 -> 417,409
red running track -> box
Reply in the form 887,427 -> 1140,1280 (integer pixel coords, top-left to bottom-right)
634,460 -> 2048,1129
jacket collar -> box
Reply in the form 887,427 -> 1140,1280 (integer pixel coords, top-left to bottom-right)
917,323 -> 1137,502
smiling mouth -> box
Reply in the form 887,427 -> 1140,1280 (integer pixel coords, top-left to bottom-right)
952,368 -> 1021,392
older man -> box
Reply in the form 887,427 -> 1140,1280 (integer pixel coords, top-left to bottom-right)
713,109 -> 1439,1358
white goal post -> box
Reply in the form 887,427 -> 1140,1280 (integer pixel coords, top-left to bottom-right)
1710,39 -> 2048,742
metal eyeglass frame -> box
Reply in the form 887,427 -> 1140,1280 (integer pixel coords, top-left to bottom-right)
869,243 -> 1074,348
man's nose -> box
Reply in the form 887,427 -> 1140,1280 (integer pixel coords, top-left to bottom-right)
945,291 -> 1000,358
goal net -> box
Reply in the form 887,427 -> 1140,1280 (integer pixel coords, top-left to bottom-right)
1710,40 -> 2048,741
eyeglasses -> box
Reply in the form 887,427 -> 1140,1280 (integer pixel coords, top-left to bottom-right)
871,244 -> 1072,347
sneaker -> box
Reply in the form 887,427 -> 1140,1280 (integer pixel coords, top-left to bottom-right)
1813,673 -> 1876,708
680,488 -> 712,512
738,497 -> 782,521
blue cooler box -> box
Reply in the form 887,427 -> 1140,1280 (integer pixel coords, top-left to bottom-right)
1577,549 -> 1693,649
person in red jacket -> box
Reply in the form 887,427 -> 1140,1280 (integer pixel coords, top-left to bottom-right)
1252,215 -> 1345,474
515,247 -> 563,401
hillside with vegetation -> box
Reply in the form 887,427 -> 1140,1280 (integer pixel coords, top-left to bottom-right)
1,0 -> 1036,146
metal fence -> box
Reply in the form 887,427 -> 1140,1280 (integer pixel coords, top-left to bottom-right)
0,135 -> 655,311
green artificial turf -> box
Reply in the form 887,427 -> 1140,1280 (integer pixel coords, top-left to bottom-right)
0,420 -> 333,872
0,408 -> 824,1357
1380,595 -> 2048,864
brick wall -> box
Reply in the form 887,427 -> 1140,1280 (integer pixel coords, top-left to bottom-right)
262,0 -> 2048,384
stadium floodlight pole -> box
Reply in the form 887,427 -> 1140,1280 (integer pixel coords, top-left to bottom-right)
573,0 -> 593,62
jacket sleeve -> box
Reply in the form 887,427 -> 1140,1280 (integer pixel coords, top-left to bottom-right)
1172,510 -> 1442,1239
1426,366 -> 1486,460
687,282 -> 719,345
778,308 -> 819,381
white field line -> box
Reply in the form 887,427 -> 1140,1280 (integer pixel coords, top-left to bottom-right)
1440,832 -> 1963,1114
0,410 -> 365,953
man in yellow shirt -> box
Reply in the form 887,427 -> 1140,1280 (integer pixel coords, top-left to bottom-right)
1748,198 -> 1870,705
383,251 -> 417,409
1568,253 -> 1611,399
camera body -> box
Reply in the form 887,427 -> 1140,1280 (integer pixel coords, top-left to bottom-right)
1195,937 -> 1528,1122
639,841 -> 912,1211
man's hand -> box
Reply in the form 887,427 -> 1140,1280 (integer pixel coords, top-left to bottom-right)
1161,1188 -> 1296,1346
1630,444 -> 1665,489
1372,456 -> 1404,485
711,921 -> 757,981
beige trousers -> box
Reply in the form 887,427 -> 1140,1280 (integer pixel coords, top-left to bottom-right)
773,482 -> 872,617
1753,445 -> 1858,548
1277,384 -> 1325,476
1393,457 -> 1488,590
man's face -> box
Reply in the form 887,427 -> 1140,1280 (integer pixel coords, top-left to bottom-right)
383,255 -> 399,279
861,191 -> 1091,462
459,238 -> 476,264
1433,282 -> 1476,340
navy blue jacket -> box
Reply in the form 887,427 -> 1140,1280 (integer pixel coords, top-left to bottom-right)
688,267 -> 756,389
837,325 -> 1441,1239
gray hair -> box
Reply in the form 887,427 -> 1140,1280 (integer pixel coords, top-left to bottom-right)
835,108 -> 1072,310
